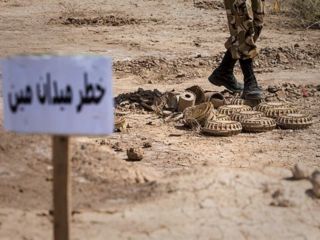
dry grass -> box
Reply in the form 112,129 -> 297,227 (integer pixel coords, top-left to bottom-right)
58,1 -> 84,17
56,0 -> 107,21
288,0 -> 320,28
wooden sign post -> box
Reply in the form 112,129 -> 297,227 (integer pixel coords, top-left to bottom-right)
1,55 -> 114,240
53,136 -> 71,240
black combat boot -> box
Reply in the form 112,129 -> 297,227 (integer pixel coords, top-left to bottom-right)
208,50 -> 244,93
239,58 -> 263,100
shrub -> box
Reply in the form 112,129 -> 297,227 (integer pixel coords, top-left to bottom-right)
289,0 -> 320,28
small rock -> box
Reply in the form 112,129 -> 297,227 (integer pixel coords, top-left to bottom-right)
270,198 -> 294,208
162,110 -> 173,117
143,142 -> 152,148
112,142 -> 123,152
301,88 -> 309,98
310,170 -> 320,198
193,41 -> 201,47
272,189 -> 284,199
276,90 -> 286,100
276,52 -> 289,64
126,148 -> 144,161
176,72 -> 186,78
297,53 -> 305,60
291,163 -> 309,180
270,189 -> 294,207
267,85 -> 280,93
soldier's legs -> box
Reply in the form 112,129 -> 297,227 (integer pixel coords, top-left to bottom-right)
224,0 -> 265,60
208,0 -> 265,94
223,0 -> 264,99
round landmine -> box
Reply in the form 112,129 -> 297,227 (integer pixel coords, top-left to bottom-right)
231,111 -> 264,123
208,114 -> 231,121
204,91 -> 215,102
218,105 -> 252,116
216,114 -> 231,121
265,107 -> 298,119
206,109 -> 218,120
178,91 -> 196,112
184,102 -> 213,126
186,85 -> 206,105
277,113 -> 313,129
242,117 -> 276,133
230,98 -> 262,108
202,120 -> 242,137
205,91 -> 226,109
256,102 -> 289,112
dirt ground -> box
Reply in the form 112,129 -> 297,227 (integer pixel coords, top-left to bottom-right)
0,0 -> 320,239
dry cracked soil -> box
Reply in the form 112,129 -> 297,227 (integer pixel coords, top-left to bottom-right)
0,0 -> 320,239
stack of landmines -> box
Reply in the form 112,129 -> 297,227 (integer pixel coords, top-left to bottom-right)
115,85 -> 313,136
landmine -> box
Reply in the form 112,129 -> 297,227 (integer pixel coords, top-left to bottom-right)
186,85 -> 206,105
265,107 -> 298,118
242,117 -> 276,133
205,91 -> 226,109
255,101 -> 289,112
215,114 -> 231,121
277,113 -> 313,129
178,91 -> 196,112
183,102 -> 214,126
116,86 -> 314,137
230,98 -> 262,108
218,104 -> 252,116
208,113 -> 231,121
231,111 -> 264,123
202,120 -> 242,136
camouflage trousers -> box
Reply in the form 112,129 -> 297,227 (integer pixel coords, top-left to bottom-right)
224,0 -> 265,59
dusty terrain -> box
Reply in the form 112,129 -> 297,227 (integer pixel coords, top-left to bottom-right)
0,0 -> 320,239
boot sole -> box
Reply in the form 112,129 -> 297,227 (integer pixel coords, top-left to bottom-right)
208,75 -> 243,93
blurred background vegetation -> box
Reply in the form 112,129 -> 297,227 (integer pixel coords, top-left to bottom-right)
273,0 -> 320,28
